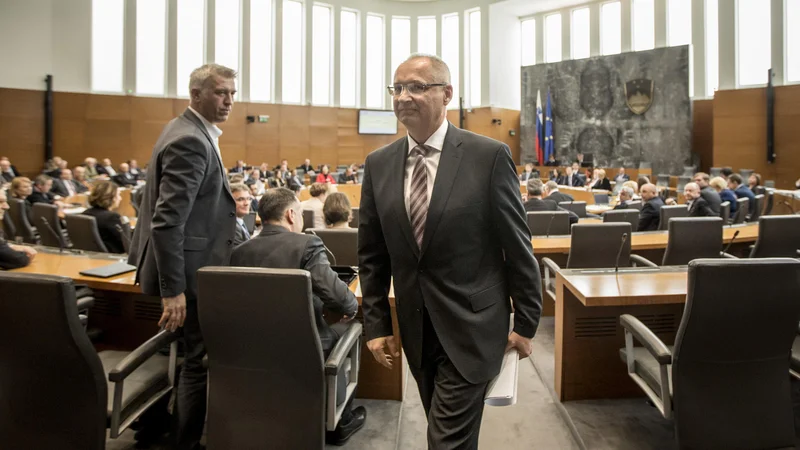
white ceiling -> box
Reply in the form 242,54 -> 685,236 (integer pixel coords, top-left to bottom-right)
491,0 -> 591,17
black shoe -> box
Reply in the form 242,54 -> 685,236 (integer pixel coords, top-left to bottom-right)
326,406 -> 367,446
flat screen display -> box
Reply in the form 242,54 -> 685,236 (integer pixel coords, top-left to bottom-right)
358,110 -> 398,135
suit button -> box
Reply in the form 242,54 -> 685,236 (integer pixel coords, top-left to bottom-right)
229,212 -> 235,217
227,239 -> 233,245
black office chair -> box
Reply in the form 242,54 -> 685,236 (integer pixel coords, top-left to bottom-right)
748,215 -> 800,258
732,198 -> 748,224
709,167 -> 722,177
656,174 -> 671,189
243,211 -> 257,235
527,211 -> 570,236
593,193 -> 610,204
739,168 -> 754,180
676,176 -> 691,192
602,209 -> 639,232
2,209 -> 17,241
306,228 -> 358,266
32,203 -> 67,248
197,267 -> 361,449
349,207 -> 359,229
661,217 -> 733,265
762,191 -> 774,216
7,198 -> 38,244
302,209 -> 315,231
719,201 -> 731,225
747,194 -> 764,222
0,272 -> 178,449
65,214 -> 108,253
558,201 -> 587,218
658,205 -> 688,231
628,201 -> 643,211
619,258 -> 800,449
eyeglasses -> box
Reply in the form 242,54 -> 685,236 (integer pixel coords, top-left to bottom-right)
387,83 -> 448,96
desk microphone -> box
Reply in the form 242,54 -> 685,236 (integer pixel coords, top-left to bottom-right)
615,233 -> 629,273
544,212 -> 557,238
782,200 -> 796,214
721,230 -> 740,257
39,217 -> 64,253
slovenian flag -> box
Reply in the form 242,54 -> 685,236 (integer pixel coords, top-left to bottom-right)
544,90 -> 555,162
535,90 -> 544,164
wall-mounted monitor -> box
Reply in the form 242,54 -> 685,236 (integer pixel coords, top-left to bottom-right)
358,109 -> 398,135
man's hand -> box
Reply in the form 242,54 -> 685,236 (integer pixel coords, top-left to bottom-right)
505,332 -> 533,359
10,244 -> 37,261
367,336 -> 399,369
158,293 -> 186,332
665,198 -> 677,205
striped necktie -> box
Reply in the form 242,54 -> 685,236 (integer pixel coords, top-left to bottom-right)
408,145 -> 430,249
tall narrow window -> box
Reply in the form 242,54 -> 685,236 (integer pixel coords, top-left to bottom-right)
667,0 -> 691,46
787,0 -> 800,82
92,0 -> 124,92
520,18 -> 535,66
137,0 -> 167,95
391,17 -> 411,77
250,0 -> 273,102
418,16 -> 436,55
572,8 -> 590,60
441,13 -> 459,108
282,0 -> 303,103
216,0 -> 242,93
340,9 -> 358,107
365,14 -> 385,108
466,9 -> 481,106
311,4 -> 332,106
601,1 -> 621,55
544,13 -> 562,63
632,0 -> 655,51
737,0 -> 770,86
177,0 -> 205,97
705,0 -> 719,96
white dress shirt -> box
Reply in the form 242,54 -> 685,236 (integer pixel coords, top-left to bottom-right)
188,106 -> 223,155
404,119 -> 449,218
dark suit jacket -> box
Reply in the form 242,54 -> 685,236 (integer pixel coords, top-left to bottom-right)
128,109 -> 237,300
230,225 -> 358,352
638,197 -> 665,231
0,233 -> 29,270
699,186 -> 722,214
112,172 -> 138,188
613,202 -> 630,210
82,207 -> 127,254
544,160 -> 559,166
339,173 -> 358,184
1,172 -> 14,183
720,188 -> 738,214
51,179 -> 80,198
558,173 -> 583,187
688,197 -> 715,217
734,185 -> 757,215
519,170 -> 540,182
523,198 -> 579,225
297,164 -> 314,173
546,190 -> 574,204
97,165 -> 116,176
589,178 -> 612,191
27,190 -> 54,205
359,123 -> 542,384
232,220 -> 250,247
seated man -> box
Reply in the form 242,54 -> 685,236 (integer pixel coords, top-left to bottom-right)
684,182 -> 715,217
230,183 -> 253,247
230,188 -> 366,445
614,168 -> 630,184
523,179 -> 578,225
0,190 -> 37,269
543,180 -> 574,204
112,163 -> 139,188
692,172 -> 721,215
97,158 -> 117,177
519,163 -> 539,182
27,174 -> 58,205
52,168 -> 82,198
728,174 -> 756,216
72,166 -> 92,192
614,186 -> 635,209
0,157 -> 18,183
638,183 -> 664,231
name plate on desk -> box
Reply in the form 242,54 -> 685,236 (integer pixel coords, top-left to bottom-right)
79,262 -> 137,278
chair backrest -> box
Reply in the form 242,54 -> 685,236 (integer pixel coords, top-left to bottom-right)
302,209 -> 314,231
114,222 -> 133,254
656,174 -> 670,188
749,215 -> 800,258
658,204 -> 689,231
638,162 -> 652,169
2,211 -> 17,241
65,215 -> 108,253
306,228 -> 358,266
527,211 -> 570,236
32,203 -> 65,248
131,187 -> 144,217
676,176 -> 691,192
558,201 -> 587,218
627,201 -> 643,211
681,167 -> 695,177
752,186 -> 766,196
197,267 -> 325,450
7,198 -> 37,243
709,167 -> 722,177
602,209 -> 640,231
662,217 -> 723,265
243,212 -> 256,234
349,207 -> 359,228
0,272 -> 107,450
566,223 -> 631,269
738,168 -> 754,180
671,259 -> 800,449
763,191 -> 774,216
732,198 -> 748,224
748,194 -> 764,222
720,201 -> 730,224
593,193 -> 610,204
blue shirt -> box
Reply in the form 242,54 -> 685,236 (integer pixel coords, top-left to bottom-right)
720,189 -> 738,214
734,185 -> 756,215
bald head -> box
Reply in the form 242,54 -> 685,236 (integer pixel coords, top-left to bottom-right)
683,182 -> 701,201
640,183 -> 658,201
401,53 -> 451,84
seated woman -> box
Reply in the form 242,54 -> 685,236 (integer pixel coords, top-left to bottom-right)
748,173 -> 762,192
9,176 -> 34,222
0,189 -> 37,269
315,165 -> 337,184
270,167 -> 288,189
82,180 -> 128,254
587,169 -> 612,191
710,176 -> 738,214
323,193 -> 352,229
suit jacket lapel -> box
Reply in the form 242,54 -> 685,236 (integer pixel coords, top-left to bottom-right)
389,138 -> 419,259
420,124 -> 463,257
182,109 -> 234,202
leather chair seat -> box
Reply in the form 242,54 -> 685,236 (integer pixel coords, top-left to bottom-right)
99,351 -> 170,419
619,346 -> 673,396
791,337 -> 800,374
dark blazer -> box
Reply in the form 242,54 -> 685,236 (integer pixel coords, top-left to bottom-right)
229,166 -> 245,174
519,170 -> 540,182
97,165 -> 116,177
734,185 -> 757,215
589,178 -> 612,191
232,219 -> 250,247
544,160 -> 559,166
82,207 -> 127,254
297,164 -> 314,173
339,173 -> 358,184
1,172 -> 14,183
288,176 -> 304,191
546,190 -> 574,204
51,179 -> 85,197
720,188 -> 738,214
27,190 -> 54,205
523,198 -> 579,225
638,197 -> 665,231
613,201 -> 630,210
0,234 -> 29,270
129,168 -> 143,180
688,197 -> 715,217
128,109 -> 237,300
558,173 -> 583,187
112,172 -> 138,188
359,123 -> 542,384
699,186 -> 722,214
231,225 -> 358,352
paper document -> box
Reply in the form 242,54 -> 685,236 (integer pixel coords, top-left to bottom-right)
484,314 -> 520,407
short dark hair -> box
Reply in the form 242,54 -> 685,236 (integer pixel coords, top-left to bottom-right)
257,188 -> 298,223
728,173 -> 743,185
34,174 -> 51,187
323,193 -> 351,225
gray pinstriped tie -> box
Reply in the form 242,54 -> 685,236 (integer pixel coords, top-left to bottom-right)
409,145 -> 430,249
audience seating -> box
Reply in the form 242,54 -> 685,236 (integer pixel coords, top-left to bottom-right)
763,191 -> 774,216
656,174 -> 670,188
619,258 -> 800,449
681,167 -> 695,178
349,207 -> 359,229
302,210 -> 315,231
0,272 -> 178,449
658,205 -> 689,231
65,214 -> 108,253
602,209 -> 640,232
720,201 -> 731,225
739,168 -> 754,180
527,211 -> 570,236
306,228 -> 358,266
197,267 -> 361,449
593,193 -> 610,204
748,215 -> 800,258
2,208 -> 17,241
114,222 -> 133,254
32,203 -> 66,248
7,198 -> 38,244
732,198 -> 749,224
628,201 -> 643,211
748,194 -> 764,222
243,212 -> 256,235
676,176 -> 691,192
660,217 -> 731,265
558,201 -> 587,218
709,167 -> 722,177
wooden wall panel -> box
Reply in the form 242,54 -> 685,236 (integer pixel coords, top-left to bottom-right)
0,89 -> 45,175
691,99 -> 713,172
279,105 -> 311,165
244,103 -> 281,166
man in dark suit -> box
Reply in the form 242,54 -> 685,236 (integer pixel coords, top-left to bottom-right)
128,159 -> 144,180
128,63 -> 238,450
112,163 -> 139,188
543,180 -> 574,204
0,157 -> 19,182
51,168 -> 85,198
519,163 -> 539,182
297,158 -> 314,174
728,174 -> 756,216
0,190 -> 36,269
613,186 -> 634,210
684,182 -> 715,217
638,183 -> 665,231
230,183 -> 252,247
523,179 -> 578,225
544,154 -> 558,166
27,175 -> 57,205
558,166 -> 580,187
97,158 -> 117,177
614,168 -> 630,185
231,188 -> 366,444
229,160 -> 246,173
359,55 -> 542,449
692,172 -> 721,215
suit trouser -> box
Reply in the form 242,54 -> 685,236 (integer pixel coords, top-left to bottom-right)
408,311 -> 489,450
175,297 -> 207,450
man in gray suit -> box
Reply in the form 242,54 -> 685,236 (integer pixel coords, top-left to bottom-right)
359,54 -> 542,449
128,63 -> 237,450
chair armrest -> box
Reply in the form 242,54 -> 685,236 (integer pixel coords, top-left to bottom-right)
541,257 -> 561,277
75,285 -> 93,299
108,330 -> 178,382
76,296 -> 95,310
325,322 -> 362,376
721,252 -> 738,259
620,314 -> 672,365
630,254 -> 658,268
79,314 -> 88,327
796,322 -> 800,336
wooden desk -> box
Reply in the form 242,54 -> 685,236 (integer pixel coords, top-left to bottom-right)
554,267 -> 688,401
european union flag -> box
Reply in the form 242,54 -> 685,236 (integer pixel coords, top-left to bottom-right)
544,90 -> 555,161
